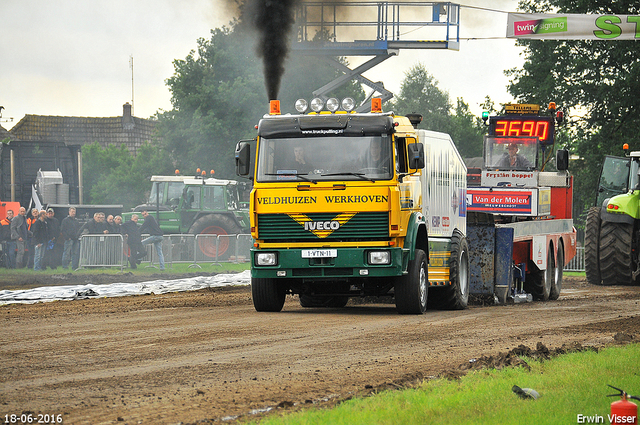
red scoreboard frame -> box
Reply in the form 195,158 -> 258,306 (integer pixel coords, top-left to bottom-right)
489,116 -> 555,145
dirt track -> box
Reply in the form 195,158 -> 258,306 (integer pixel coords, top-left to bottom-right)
1,276 -> 639,425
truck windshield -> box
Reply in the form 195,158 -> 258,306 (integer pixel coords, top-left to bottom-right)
256,136 -> 393,182
484,136 -> 538,171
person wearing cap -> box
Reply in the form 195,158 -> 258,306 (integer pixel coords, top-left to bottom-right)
497,143 -> 534,169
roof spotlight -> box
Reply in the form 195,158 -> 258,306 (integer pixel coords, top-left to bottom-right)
310,98 -> 324,112
295,99 -> 308,113
326,98 -> 340,112
342,97 -> 356,112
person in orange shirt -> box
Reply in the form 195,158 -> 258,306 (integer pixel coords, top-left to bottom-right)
26,208 -> 39,268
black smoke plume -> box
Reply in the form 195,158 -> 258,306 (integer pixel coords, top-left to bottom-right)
245,0 -> 298,100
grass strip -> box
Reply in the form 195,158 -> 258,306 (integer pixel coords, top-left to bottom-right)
256,343 -> 639,425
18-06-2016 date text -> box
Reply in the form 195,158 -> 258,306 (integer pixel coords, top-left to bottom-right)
4,414 -> 63,424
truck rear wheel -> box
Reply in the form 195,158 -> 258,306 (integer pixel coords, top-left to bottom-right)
599,221 -> 636,285
252,277 -> 286,312
524,246 -> 553,301
428,230 -> 469,310
395,249 -> 428,314
584,206 -> 602,285
549,244 -> 564,300
189,214 -> 242,259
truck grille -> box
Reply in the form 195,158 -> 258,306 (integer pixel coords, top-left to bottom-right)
257,212 -> 388,241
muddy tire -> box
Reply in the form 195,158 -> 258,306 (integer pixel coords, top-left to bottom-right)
584,206 -> 602,285
189,214 -> 242,259
599,221 -> 636,285
252,277 -> 286,312
549,244 -> 564,300
299,295 -> 349,308
428,230 -> 469,310
524,247 -> 553,301
395,249 -> 428,314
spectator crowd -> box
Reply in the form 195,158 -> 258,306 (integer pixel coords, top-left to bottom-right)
1,206 -> 164,271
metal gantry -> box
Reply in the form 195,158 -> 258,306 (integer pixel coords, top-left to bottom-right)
292,2 -> 461,111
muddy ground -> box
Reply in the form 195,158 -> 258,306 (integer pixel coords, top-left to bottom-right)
1,275 -> 638,425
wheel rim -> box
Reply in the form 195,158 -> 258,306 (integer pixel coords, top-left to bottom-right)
459,249 -> 469,301
198,225 -> 230,258
545,248 -> 554,295
419,263 -> 427,310
555,249 -> 564,292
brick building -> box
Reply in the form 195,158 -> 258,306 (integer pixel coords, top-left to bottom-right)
7,103 -> 158,154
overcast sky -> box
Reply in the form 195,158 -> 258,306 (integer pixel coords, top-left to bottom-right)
1,0 -> 523,130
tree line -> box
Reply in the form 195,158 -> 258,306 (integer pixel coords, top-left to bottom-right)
85,0 -> 640,236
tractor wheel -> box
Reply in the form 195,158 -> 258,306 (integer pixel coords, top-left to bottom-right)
599,221 -> 636,285
584,206 -> 602,285
428,230 -> 469,310
299,295 -> 349,308
252,277 -> 286,312
524,246 -> 553,301
549,244 -> 564,300
189,214 -> 242,259
395,249 -> 428,314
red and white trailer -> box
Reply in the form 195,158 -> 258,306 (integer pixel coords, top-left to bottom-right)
466,103 -> 577,303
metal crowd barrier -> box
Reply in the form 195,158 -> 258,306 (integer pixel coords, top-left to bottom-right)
78,234 -> 127,270
565,246 -> 585,272
76,233 -> 253,269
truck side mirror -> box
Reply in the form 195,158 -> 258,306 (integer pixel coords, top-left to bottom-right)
408,143 -> 425,170
235,142 -> 251,176
556,149 -> 569,171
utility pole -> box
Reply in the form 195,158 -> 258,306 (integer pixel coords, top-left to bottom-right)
129,55 -> 134,116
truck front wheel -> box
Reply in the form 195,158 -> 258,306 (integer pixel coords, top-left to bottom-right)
395,249 -> 428,314
584,206 -> 602,285
252,277 -> 286,312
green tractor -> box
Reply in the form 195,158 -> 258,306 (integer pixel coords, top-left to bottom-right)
585,147 -> 640,285
123,174 -> 251,259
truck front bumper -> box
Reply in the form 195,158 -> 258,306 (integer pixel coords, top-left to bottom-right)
251,247 -> 407,279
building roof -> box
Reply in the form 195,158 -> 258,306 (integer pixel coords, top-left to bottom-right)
0,124 -> 9,140
8,103 -> 158,154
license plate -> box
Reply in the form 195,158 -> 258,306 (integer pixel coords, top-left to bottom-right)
301,249 -> 337,258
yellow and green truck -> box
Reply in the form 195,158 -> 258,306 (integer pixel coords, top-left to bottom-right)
235,98 -> 468,314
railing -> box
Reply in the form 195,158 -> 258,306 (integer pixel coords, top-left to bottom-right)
77,234 -> 253,270
565,246 -> 585,272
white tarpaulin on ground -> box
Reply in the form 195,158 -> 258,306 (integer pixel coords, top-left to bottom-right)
507,13 -> 640,40
0,270 -> 251,305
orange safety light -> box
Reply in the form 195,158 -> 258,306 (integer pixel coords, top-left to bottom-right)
623,143 -> 630,150
548,102 -> 556,111
201,170 -> 206,176
196,168 -> 201,174
270,100 -> 281,115
175,169 -> 180,175
210,169 -> 215,175
371,98 -> 382,113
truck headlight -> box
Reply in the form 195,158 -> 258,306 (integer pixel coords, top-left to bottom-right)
368,250 -> 391,265
255,252 -> 278,266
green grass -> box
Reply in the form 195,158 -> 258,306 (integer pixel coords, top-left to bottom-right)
565,271 -> 586,278
256,344 -> 640,425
